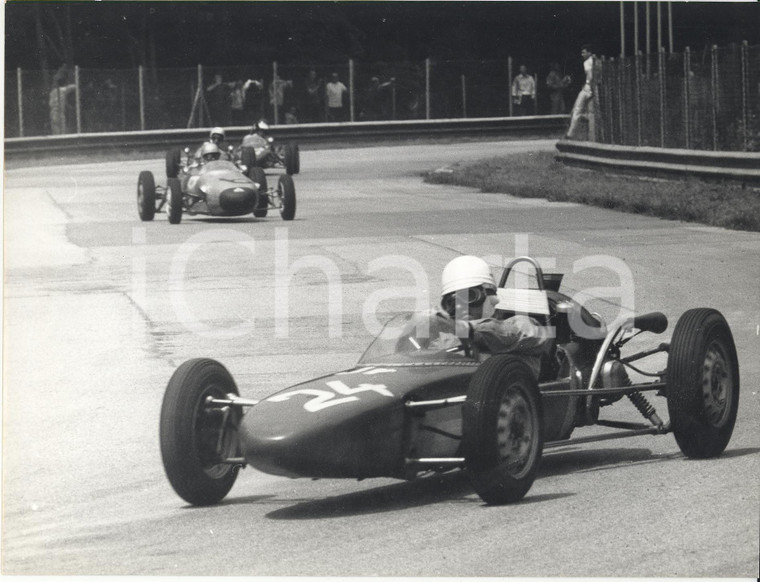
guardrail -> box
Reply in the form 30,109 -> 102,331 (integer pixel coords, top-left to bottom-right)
555,140 -> 760,184
4,116 -> 568,159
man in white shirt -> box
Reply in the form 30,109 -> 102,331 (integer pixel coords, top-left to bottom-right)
325,72 -> 348,122
566,44 -> 598,140
511,65 -> 537,116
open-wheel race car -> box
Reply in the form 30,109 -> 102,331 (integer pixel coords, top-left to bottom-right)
159,256 -> 740,506
235,121 -> 300,176
136,146 -> 296,224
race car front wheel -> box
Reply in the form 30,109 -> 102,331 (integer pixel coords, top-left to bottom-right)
249,167 -> 269,218
137,170 -> 156,221
463,355 -> 543,504
160,358 -> 242,506
166,149 -> 181,178
166,178 -> 183,224
283,143 -> 300,175
241,146 -> 256,171
277,174 -> 296,221
667,308 -> 739,458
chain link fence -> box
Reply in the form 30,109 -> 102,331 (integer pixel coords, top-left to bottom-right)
594,42 -> 759,151
6,44 -> 757,152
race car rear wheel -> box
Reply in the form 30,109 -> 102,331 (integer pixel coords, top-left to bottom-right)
160,358 -> 242,506
166,149 -> 181,178
249,167 -> 269,218
667,308 -> 739,458
283,143 -> 299,175
137,170 -> 156,221
277,174 -> 296,221
166,178 -> 183,224
463,355 -> 543,504
241,146 -> 256,171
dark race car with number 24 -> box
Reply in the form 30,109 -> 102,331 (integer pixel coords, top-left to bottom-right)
159,256 -> 740,506
136,146 -> 296,224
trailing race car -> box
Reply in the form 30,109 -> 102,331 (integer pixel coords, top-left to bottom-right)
235,120 -> 300,175
136,143 -> 296,224
159,256 -> 740,506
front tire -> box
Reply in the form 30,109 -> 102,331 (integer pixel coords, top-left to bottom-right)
160,358 -> 242,506
283,143 -> 299,175
249,167 -> 269,218
462,355 -> 543,504
241,146 -> 256,171
277,174 -> 296,221
137,170 -> 156,221
166,178 -> 183,224
166,149 -> 181,178
667,308 -> 739,458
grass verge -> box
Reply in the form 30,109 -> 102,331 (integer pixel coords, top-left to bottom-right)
423,151 -> 760,232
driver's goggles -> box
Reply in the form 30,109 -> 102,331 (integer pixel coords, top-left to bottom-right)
459,285 -> 497,306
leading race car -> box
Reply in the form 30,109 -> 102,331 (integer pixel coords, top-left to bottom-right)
137,145 -> 296,224
235,120 -> 300,176
159,256 -> 740,506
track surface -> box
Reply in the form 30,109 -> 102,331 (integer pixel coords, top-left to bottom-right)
3,140 -> 759,576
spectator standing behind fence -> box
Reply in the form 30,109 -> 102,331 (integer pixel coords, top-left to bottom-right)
49,68 -> 77,135
269,73 -> 293,124
206,73 -> 232,126
303,69 -> 324,123
243,75 -> 265,123
229,80 -> 248,125
566,45 -> 600,140
326,72 -> 348,122
546,63 -> 571,114
511,65 -> 536,116
362,76 -> 394,121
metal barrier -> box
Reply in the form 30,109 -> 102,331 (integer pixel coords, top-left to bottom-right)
555,139 -> 760,184
4,115 -> 569,159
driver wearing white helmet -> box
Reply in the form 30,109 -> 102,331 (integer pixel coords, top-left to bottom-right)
199,142 -> 222,163
209,127 -> 226,146
433,255 -> 550,377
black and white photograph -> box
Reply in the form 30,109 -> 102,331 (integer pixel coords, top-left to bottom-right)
2,1 -> 759,578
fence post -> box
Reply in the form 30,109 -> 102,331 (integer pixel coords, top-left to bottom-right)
658,47 -> 665,147
273,61 -> 279,124
507,56 -> 513,117
138,65 -> 145,131
425,58 -> 431,120
683,46 -> 691,149
461,74 -> 467,118
75,65 -> 82,134
635,51 -> 642,145
710,44 -> 718,151
741,40 -> 749,152
17,68 -> 24,137
197,64 -> 204,127
617,58 -> 625,143
349,58 -> 355,122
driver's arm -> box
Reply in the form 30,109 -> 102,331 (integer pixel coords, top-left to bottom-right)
466,315 -> 550,357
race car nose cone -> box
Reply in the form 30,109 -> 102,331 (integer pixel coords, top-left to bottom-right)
237,378 -> 406,480
219,187 -> 256,214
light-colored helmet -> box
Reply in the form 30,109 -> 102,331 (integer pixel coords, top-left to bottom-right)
254,120 -> 270,132
210,127 -> 225,142
200,142 -> 221,161
441,256 -> 496,296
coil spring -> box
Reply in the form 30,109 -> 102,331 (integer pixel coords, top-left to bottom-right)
628,390 -> 657,420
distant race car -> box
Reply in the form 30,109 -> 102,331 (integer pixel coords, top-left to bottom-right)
159,256 -> 740,506
136,145 -> 296,224
235,121 -> 300,175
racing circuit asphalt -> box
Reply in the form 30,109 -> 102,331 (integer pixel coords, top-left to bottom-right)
3,139 -> 759,576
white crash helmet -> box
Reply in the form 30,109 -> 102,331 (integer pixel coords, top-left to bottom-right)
254,120 -> 270,133
200,142 -> 221,161
441,255 -> 496,296
209,127 -> 225,142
